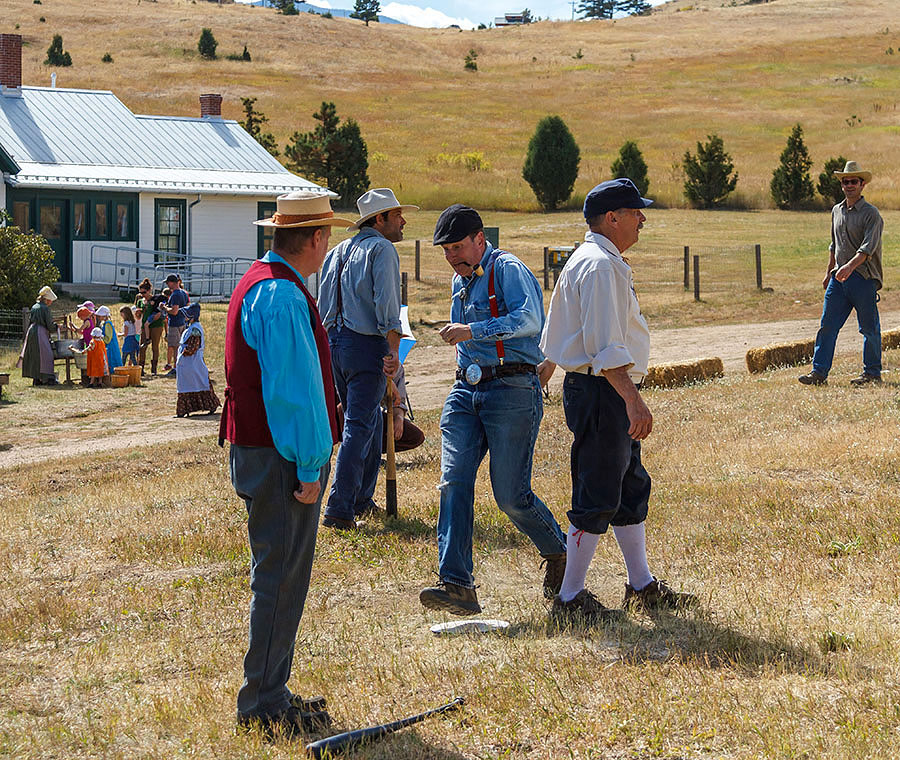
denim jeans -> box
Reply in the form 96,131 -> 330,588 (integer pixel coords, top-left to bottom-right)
325,327 -> 388,520
812,272 -> 881,378
230,445 -> 330,719
562,372 -> 651,534
437,373 -> 566,588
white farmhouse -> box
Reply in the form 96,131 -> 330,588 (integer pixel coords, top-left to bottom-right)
0,33 -> 326,297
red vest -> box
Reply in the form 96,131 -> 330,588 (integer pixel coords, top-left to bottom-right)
219,259 -> 340,448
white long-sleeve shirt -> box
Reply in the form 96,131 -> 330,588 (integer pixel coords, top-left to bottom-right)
540,231 -> 650,383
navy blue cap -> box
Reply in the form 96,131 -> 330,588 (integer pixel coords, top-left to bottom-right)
433,204 -> 484,246
583,178 -> 653,220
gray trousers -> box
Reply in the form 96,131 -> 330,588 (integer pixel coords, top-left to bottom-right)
230,444 -> 330,718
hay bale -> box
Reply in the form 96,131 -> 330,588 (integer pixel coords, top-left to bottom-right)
643,357 -> 724,389
745,339 -> 815,373
882,328 -> 900,351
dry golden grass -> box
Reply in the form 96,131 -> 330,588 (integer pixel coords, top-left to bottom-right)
4,0 -> 900,209
4,348 -> 900,758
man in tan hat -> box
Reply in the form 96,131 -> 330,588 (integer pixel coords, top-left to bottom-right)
220,190 -> 352,739
799,161 -> 884,386
317,187 -> 418,529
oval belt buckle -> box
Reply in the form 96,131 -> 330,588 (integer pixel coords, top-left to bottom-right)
465,364 -> 483,385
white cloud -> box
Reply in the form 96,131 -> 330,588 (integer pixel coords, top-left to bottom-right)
306,0 -> 332,7
381,3 -> 477,29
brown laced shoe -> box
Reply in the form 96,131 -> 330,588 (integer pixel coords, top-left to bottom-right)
289,694 -> 327,713
624,578 -> 698,611
849,372 -> 882,386
551,589 -> 622,625
540,552 -> 567,600
321,515 -> 357,531
419,580 -> 482,616
237,705 -> 332,740
798,371 -> 827,386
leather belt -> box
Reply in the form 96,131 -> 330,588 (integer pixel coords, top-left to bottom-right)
456,362 -> 537,384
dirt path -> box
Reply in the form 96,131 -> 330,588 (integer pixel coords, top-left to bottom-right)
1,311 -> 894,470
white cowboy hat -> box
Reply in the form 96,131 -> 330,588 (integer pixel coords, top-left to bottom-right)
254,190 -> 355,228
38,286 -> 57,302
347,188 -> 419,231
833,160 -> 872,183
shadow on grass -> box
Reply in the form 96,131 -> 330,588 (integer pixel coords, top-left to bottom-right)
302,726 -> 468,760
508,607 -> 822,676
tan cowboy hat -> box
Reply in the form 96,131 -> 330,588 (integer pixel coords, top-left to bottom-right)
347,188 -> 419,231
833,160 -> 872,183
254,191 -> 355,228
38,286 -> 57,302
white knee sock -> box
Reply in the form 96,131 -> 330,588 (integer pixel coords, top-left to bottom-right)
613,522 -> 654,590
558,524 -> 601,602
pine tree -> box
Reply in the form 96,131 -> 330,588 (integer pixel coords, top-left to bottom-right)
770,124 -> 814,210
576,0 -> 618,19
618,0 -> 652,15
682,134 -> 738,209
817,155 -> 848,206
240,97 -> 279,158
284,102 -> 370,207
274,0 -> 298,15
44,34 -> 72,66
350,0 -> 380,26
522,115 -> 580,211
610,141 -> 649,196
198,28 -> 218,60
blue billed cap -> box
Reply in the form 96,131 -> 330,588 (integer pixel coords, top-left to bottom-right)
583,178 -> 653,220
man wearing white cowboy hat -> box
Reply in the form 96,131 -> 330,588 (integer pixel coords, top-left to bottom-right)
221,190 -> 351,738
317,187 -> 418,529
799,161 -> 885,387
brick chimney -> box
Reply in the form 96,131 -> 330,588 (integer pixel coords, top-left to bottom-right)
0,34 -> 23,91
199,93 -> 222,118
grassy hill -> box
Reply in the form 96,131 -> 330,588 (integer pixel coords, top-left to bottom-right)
5,0 -> 900,210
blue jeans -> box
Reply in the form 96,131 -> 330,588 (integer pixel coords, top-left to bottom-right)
812,272 -> 881,378
437,373 -> 566,588
325,328 -> 388,520
230,445 -> 330,719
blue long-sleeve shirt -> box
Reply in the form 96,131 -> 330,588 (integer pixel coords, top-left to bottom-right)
451,243 -> 545,368
318,227 -> 402,337
242,251 -> 333,483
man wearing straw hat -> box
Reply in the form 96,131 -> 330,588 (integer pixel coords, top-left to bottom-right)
317,187 -> 418,530
799,161 -> 884,387
220,191 -> 351,739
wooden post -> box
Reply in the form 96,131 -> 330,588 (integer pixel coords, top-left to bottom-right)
683,246 -> 690,290
415,240 -> 421,282
755,244 -> 762,289
693,255 -> 700,302
401,271 -> 408,305
543,247 -> 549,290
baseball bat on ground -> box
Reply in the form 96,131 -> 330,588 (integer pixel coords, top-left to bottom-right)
305,696 -> 464,758
384,381 -> 398,517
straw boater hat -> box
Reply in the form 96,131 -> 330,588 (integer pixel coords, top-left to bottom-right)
347,188 -> 419,232
833,160 -> 872,183
254,191 -> 355,228
37,286 -> 57,302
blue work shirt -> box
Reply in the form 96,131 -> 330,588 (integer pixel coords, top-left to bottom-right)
242,251 -> 333,483
451,243 -> 545,369
318,227 -> 402,337
167,288 -> 189,327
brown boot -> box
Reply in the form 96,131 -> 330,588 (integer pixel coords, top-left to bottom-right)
540,552 -> 567,600
419,580 -> 481,616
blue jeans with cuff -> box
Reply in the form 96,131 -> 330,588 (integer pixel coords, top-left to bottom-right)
325,327 -> 388,521
436,372 -> 566,588
231,445 -> 330,719
812,271 -> 881,378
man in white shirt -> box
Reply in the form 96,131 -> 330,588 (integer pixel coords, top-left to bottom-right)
540,178 -> 696,624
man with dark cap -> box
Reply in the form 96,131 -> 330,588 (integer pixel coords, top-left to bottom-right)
540,178 -> 697,623
419,204 -> 567,616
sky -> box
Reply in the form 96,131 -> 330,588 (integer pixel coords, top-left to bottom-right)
304,0 -> 669,30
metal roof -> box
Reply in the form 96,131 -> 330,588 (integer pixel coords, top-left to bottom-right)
0,86 -> 326,195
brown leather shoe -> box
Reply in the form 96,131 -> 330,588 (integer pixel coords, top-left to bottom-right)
798,370 -> 827,386
540,552 -> 567,600
551,589 -> 622,625
321,515 -> 357,531
237,705 -> 332,740
624,578 -> 698,611
419,580 -> 482,616
849,372 -> 882,386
